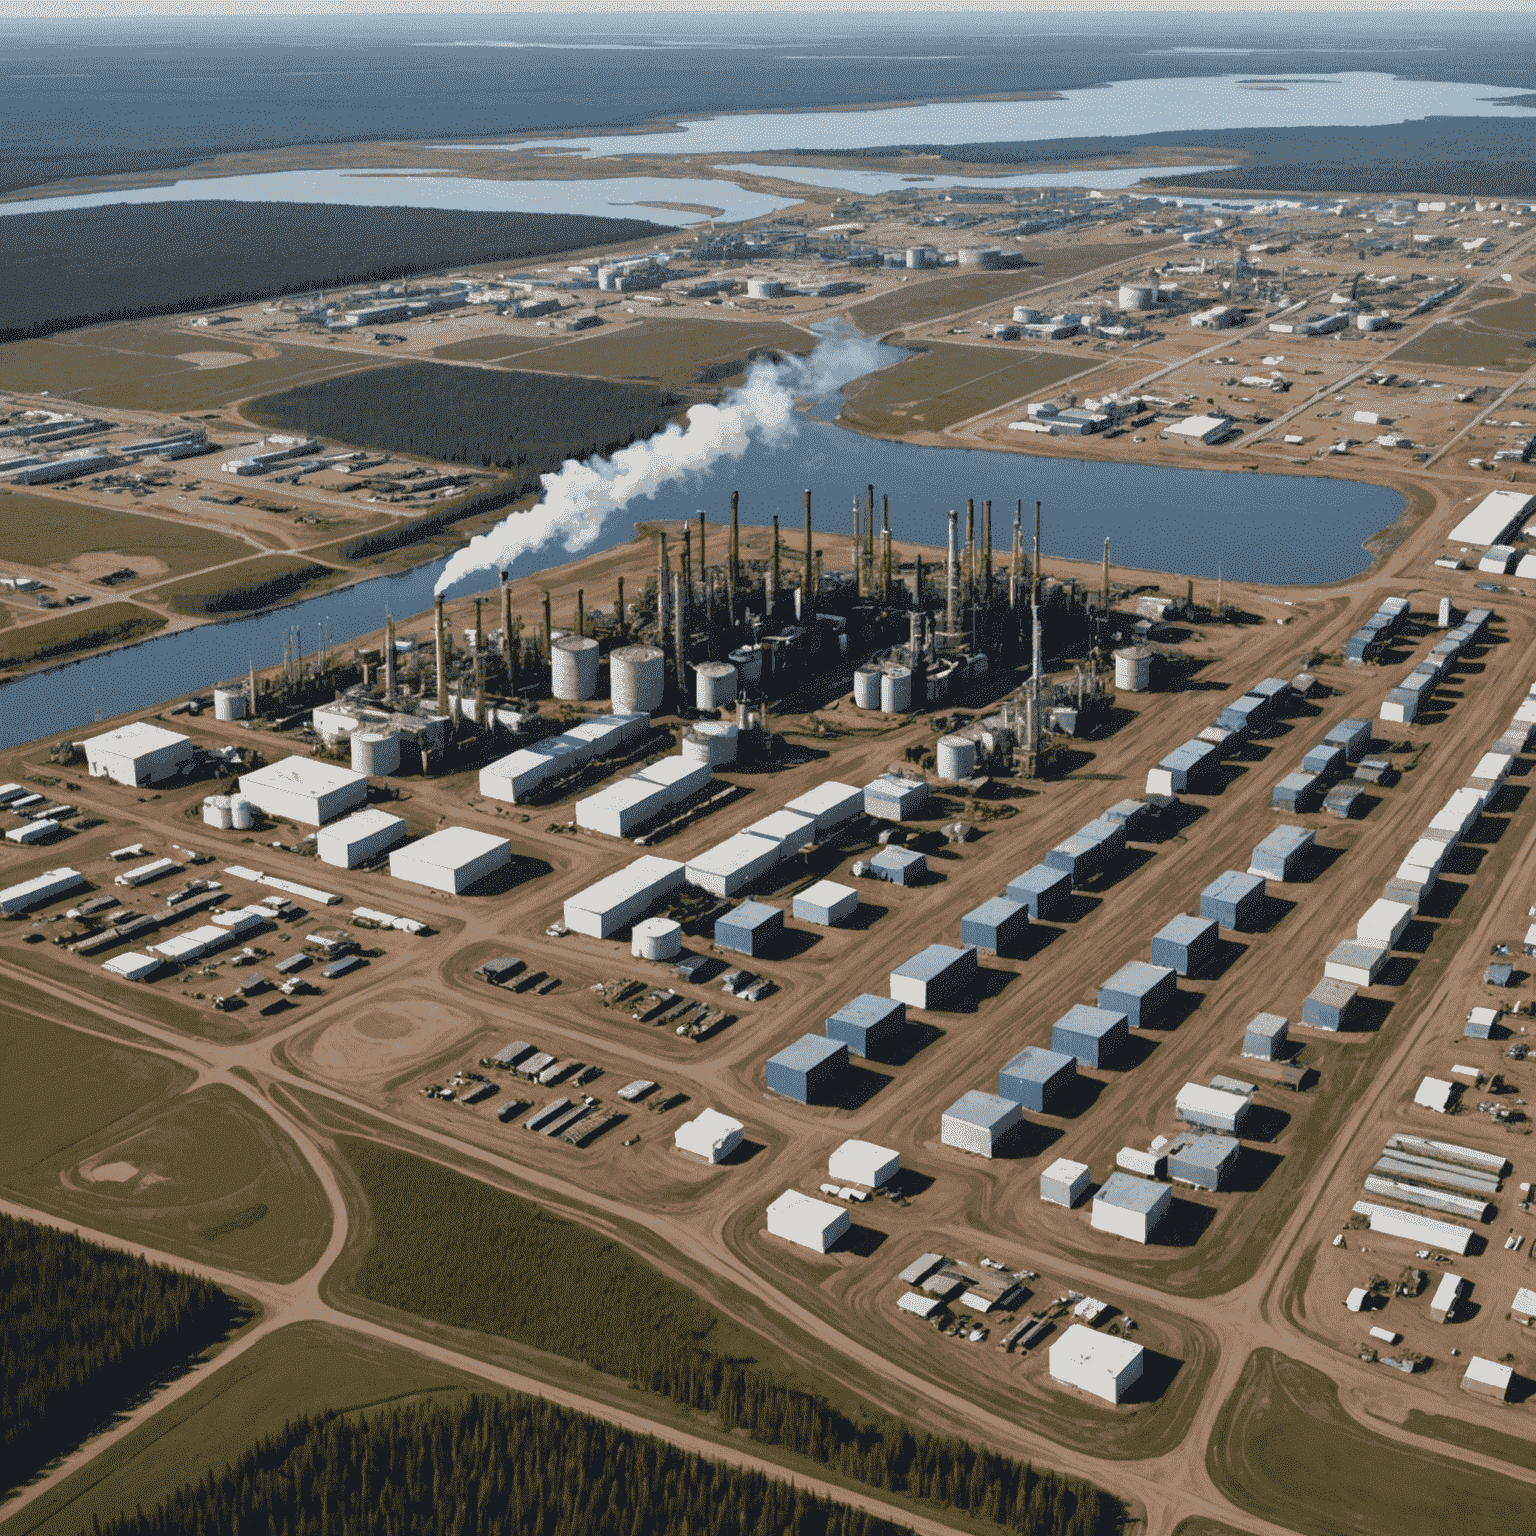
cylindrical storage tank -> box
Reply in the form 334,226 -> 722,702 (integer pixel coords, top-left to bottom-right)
881,666 -> 913,714
213,686 -> 248,721
853,667 -> 881,709
936,734 -> 977,781
683,721 -> 739,766
610,644 -> 666,715
632,916 -> 682,961
728,645 -> 762,689
694,661 -> 738,711
746,278 -> 783,299
202,795 -> 233,830
1013,305 -> 1043,324
229,795 -> 255,831
1113,646 -> 1154,692
351,730 -> 402,776
551,634 -> 600,700
1119,283 -> 1155,311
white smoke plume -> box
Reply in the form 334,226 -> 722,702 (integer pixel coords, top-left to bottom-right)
434,332 -> 888,594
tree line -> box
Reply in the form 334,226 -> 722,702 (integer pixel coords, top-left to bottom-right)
339,1139 -> 1120,1536
0,202 -> 668,343
92,1392 -> 909,1536
1,1214 -> 238,1492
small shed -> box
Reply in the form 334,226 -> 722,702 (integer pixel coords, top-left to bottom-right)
1005,863 -> 1072,920
1323,782 -> 1368,819
1176,1082 -> 1251,1135
870,845 -> 927,886
890,944 -> 977,1010
1052,1003 -> 1129,1068
1150,913 -> 1218,977
1242,1012 -> 1289,1061
1358,898 -> 1412,949
829,1139 -> 900,1188
863,774 -> 929,822
825,994 -> 905,1059
1091,1172 -> 1171,1244
1200,870 -> 1267,931
1272,771 -> 1322,813
1325,939 -> 1389,987
999,1045 -> 1077,1113
765,1035 -> 848,1104
1303,977 -> 1360,1031
1324,718 -> 1372,762
766,1189 -> 849,1253
715,900 -> 784,957
1464,1007 -> 1502,1040
1302,743 -> 1346,778
960,896 -> 1030,956
1167,1134 -> 1241,1190
1414,1076 -> 1457,1114
1098,959 -> 1177,1028
1040,1157 -> 1092,1209
1248,825 -> 1315,882
1461,1356 -> 1513,1401
793,880 -> 858,926
941,1090 -> 1022,1157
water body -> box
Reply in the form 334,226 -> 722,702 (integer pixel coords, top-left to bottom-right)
0,419 -> 1400,747
711,163 -> 1231,197
0,167 -> 799,228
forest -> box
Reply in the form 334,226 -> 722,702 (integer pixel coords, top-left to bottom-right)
248,360 -> 683,476
2,1214 -> 238,1492
93,1392 -> 910,1536
0,202 -> 668,342
338,1140 -> 1119,1536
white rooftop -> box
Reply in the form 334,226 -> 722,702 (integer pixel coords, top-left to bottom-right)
1050,1323 -> 1143,1376
243,756 -> 366,796
325,807 -> 406,840
85,721 -> 189,754
1463,1355 -> 1513,1392
401,827 -> 508,868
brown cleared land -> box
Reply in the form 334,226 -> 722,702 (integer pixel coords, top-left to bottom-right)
0,488 -> 253,576
0,599 -> 166,670
1207,1350 -> 1529,1536
847,243 -> 1146,335
0,322 -> 381,411
840,342 -> 1093,433
429,334 -> 565,365
152,553 -> 341,616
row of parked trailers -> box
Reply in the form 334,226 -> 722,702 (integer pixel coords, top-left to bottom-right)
1146,672 -> 1302,798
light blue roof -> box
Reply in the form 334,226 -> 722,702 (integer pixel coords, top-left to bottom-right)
1100,959 -> 1174,997
722,899 -> 781,931
1162,738 -> 1217,772
1008,863 -> 1070,894
871,845 -> 925,869
1054,1003 -> 1127,1040
1253,825 -> 1313,858
943,1090 -> 1019,1131
893,943 -> 974,982
964,896 -> 1026,926
830,994 -> 904,1027
1001,1044 -> 1076,1083
1155,913 -> 1215,944
1203,869 -> 1265,901
768,1034 -> 846,1072
1096,1171 -> 1169,1214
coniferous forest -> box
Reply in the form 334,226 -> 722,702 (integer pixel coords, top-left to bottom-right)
338,1140 -> 1120,1536
0,202 -> 668,342
1,1214 -> 237,1493
93,1393 -> 911,1536
247,359 -> 683,475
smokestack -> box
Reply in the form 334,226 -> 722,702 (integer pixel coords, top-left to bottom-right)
965,498 -> 975,600
1010,501 -> 1022,611
803,488 -> 812,601
682,523 -> 692,596
474,597 -> 484,656
945,508 -> 958,639
433,594 -> 448,717
1102,538 -> 1110,614
983,499 -> 993,606
541,589 -> 552,663
657,531 -> 669,641
616,575 -> 625,637
697,511 -> 706,588
499,574 -> 513,695
1029,500 -> 1042,772
770,514 -> 780,617
851,496 -> 861,599
882,493 -> 892,602
576,588 -> 585,639
865,483 -> 875,595
914,551 -> 922,615
672,571 -> 686,703
728,491 -> 739,629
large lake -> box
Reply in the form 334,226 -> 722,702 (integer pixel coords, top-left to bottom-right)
0,418 -> 1400,747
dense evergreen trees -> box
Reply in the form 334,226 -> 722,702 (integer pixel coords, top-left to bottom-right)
1,1215 -> 237,1491
94,1393 -> 910,1536
248,360 -> 682,474
339,1141 -> 1119,1536
0,202 -> 667,342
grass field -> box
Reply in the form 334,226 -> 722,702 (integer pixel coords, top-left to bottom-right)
0,322 -> 379,411
0,1002 -> 191,1178
4,1082 -> 332,1284
1402,1408 -> 1536,1472
1389,290 -> 1536,371
432,317 -> 819,393
11,1322 -> 477,1536
152,553 -> 339,616
840,341 -> 1093,433
0,490 -> 253,577
1207,1349 -> 1530,1535
1169,1521 -> 1250,1536
0,600 -> 166,671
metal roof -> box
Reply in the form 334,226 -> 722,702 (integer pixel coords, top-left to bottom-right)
1203,869 -> 1265,901
1162,738 -> 1217,771
1054,1003 -> 1127,1039
943,1090 -> 1020,1131
963,896 -> 1027,925
1169,1134 -> 1240,1171
1155,912 -> 1215,944
1095,1171 -> 1170,1214
1246,1011 -> 1287,1039
1254,824 -> 1314,857
722,899 -> 781,931
768,1033 -> 847,1072
1009,863 -> 1069,893
1100,959 -> 1174,998
893,943 -> 973,981
830,993 -> 905,1027
1001,1044 -> 1076,1083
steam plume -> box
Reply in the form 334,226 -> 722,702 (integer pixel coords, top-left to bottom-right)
434,333 -> 886,593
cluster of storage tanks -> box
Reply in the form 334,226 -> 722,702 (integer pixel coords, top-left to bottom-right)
548,640 -> 763,716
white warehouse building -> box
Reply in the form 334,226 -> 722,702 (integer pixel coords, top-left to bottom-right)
765,1189 -> 850,1253
1048,1324 -> 1145,1404
239,756 -> 368,826
828,1139 -> 900,1188
84,722 -> 193,787
316,808 -> 408,869
674,1108 -> 744,1164
389,827 -> 510,894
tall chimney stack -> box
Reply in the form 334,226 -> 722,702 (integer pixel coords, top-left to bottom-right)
803,489 -> 813,602
945,508 -> 958,640
615,575 -> 625,638
433,594 -> 448,718
498,572 -> 512,688
770,514 -> 781,617
541,589 -> 552,663
882,493 -> 892,602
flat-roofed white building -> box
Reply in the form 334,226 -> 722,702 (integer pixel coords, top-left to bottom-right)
1461,1355 -> 1513,1401
84,722 -> 193,787
563,855 -> 685,938
389,827 -> 510,894
239,756 -> 367,826
1092,1172 -> 1171,1243
784,781 -> 863,836
1447,488 -> 1535,546
0,866 -> 85,915
1048,1323 -> 1145,1403
316,808 -> 408,868
828,1139 -> 899,1188
765,1189 -> 849,1253
674,1107 -> 744,1164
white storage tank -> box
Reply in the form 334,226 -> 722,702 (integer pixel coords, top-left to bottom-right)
746,278 -> 784,299
551,635 -> 600,701
728,646 -> 762,688
881,666 -> 913,714
1013,305 -> 1043,324
351,730 -> 401,776
682,721 -> 738,766
213,685 -> 248,721
1119,283 -> 1156,311
694,661 -> 738,711
853,668 -> 881,709
936,735 -> 976,781
631,916 -> 682,961
229,794 -> 255,831
202,794 -> 234,829
1114,646 -> 1154,692
611,644 -> 665,716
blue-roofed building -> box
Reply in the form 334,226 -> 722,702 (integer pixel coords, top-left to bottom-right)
826,994 -> 906,1059
765,1034 -> 848,1103
960,896 -> 1029,956
998,1045 -> 1077,1113
1248,825 -> 1315,882
715,899 -> 783,957
1147,737 -> 1217,795
1200,870 -> 1266,930
1006,863 -> 1071,919
1324,718 -> 1371,762
941,1091 -> 1022,1157
890,944 -> 977,1010
1217,694 -> 1269,735
1051,1004 -> 1129,1068
1272,770 -> 1321,812
1302,743 -> 1345,779
1098,959 -> 1177,1028
1150,913 -> 1217,977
